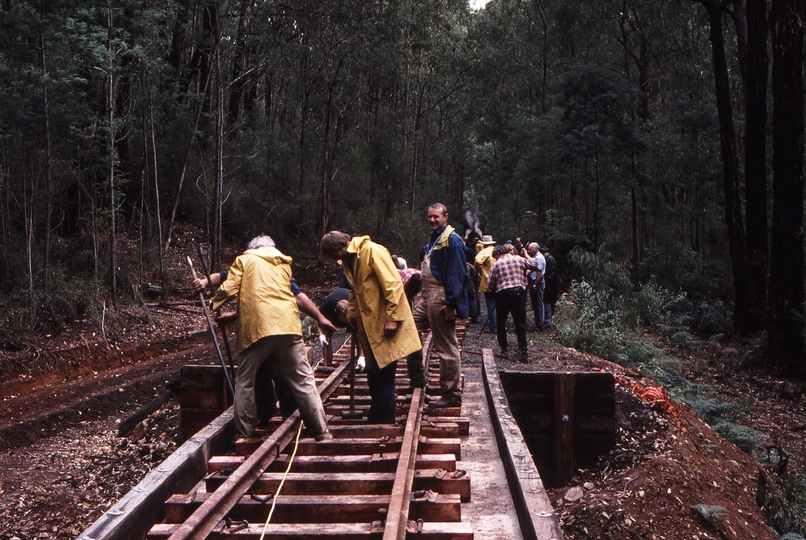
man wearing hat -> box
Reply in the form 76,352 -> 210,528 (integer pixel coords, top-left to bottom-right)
541,244 -> 560,326
475,235 -> 498,332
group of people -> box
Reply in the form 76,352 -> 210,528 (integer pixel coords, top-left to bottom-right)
471,235 -> 560,363
203,202 -> 469,441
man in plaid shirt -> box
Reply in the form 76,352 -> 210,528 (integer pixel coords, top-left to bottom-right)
487,245 -> 539,363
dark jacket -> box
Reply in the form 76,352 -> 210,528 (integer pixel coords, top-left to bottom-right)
543,252 -> 560,304
426,225 -> 469,319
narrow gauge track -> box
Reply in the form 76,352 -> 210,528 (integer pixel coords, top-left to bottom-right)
82,323 -> 473,539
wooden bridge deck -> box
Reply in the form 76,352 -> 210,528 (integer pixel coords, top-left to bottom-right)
77,323 -> 566,540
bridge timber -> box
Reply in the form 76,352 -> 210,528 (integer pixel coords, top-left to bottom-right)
78,322 -> 566,540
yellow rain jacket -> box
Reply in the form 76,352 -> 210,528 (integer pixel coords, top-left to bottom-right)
475,245 -> 496,293
342,236 -> 421,369
212,247 -> 301,354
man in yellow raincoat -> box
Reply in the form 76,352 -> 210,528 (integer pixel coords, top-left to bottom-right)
212,235 -> 331,440
475,235 -> 498,332
320,231 -> 422,423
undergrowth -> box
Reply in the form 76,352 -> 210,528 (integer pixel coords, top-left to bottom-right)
554,245 -> 806,534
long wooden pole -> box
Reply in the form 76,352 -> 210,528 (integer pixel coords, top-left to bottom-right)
196,245 -> 236,380
187,256 -> 234,397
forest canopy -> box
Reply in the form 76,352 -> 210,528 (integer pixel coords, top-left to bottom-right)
0,0 -> 803,371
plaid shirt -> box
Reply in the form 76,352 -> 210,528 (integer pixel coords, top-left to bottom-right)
488,254 -> 538,292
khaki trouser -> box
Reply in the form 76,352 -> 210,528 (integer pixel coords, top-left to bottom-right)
233,334 -> 328,438
409,254 -> 462,403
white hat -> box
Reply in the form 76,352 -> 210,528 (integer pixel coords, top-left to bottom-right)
480,235 -> 496,245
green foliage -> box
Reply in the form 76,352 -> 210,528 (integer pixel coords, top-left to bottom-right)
763,472 -> 806,537
709,421 -> 764,453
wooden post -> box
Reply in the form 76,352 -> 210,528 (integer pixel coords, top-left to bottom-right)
554,372 -> 576,486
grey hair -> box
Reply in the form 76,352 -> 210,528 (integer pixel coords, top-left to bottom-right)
247,234 -> 275,250
527,242 -> 539,251
492,244 -> 509,258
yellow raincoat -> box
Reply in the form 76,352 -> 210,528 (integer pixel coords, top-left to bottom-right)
475,245 -> 496,293
212,247 -> 301,354
342,236 -> 421,369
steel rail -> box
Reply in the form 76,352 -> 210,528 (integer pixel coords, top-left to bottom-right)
382,333 -> 433,540
166,355 -> 352,540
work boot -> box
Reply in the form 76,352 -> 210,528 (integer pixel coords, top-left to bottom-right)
314,431 -> 334,442
497,347 -> 508,358
520,350 -> 529,364
427,397 -> 461,409
408,377 -> 427,389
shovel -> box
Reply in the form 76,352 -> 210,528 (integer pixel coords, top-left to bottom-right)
341,332 -> 364,420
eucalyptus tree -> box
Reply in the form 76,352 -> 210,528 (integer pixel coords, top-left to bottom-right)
768,0 -> 804,374
0,0 -> 95,301
554,65 -> 644,251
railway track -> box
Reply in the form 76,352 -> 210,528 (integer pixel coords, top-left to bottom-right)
80,324 -> 480,539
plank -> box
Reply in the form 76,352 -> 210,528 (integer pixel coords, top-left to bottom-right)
164,492 -> 462,523
554,373 -> 576,486
208,453 -> 458,474
203,470 -> 471,502
481,348 -> 565,540
148,521 -> 474,539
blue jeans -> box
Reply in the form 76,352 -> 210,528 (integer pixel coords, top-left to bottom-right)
484,291 -> 497,330
366,358 -> 398,424
529,281 -> 546,328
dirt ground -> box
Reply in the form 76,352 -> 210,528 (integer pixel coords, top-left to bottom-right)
0,232 -> 803,539
464,325 -> 799,539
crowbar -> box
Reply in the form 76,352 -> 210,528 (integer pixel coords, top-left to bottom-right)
341,331 -> 364,419
196,245 -> 237,379
187,256 -> 235,398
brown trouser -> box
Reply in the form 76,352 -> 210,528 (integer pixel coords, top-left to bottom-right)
234,334 -> 328,438
407,257 -> 462,403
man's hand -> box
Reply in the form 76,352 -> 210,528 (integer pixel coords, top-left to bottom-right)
383,321 -> 399,337
193,277 -> 208,292
317,317 -> 337,334
356,356 -> 366,372
217,310 -> 237,326
318,334 -> 329,347
439,305 -> 457,321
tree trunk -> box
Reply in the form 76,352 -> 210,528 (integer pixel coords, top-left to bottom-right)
146,73 -> 165,293
1,142 -> 9,293
743,0 -> 769,331
228,0 -> 252,126
768,0 -> 805,374
168,0 -> 191,72
107,0 -> 117,306
320,58 -> 344,237
299,48 -> 308,204
701,0 -> 750,333
38,12 -> 53,294
213,11 -> 224,273
163,59 -> 214,253
23,155 -> 36,325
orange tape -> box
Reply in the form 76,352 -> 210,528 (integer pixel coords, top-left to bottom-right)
614,375 -> 686,431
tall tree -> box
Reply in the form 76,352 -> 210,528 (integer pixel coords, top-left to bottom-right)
31,0 -> 54,294
742,0 -> 769,331
107,0 -> 117,305
696,0 -> 750,333
768,0 -> 804,374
